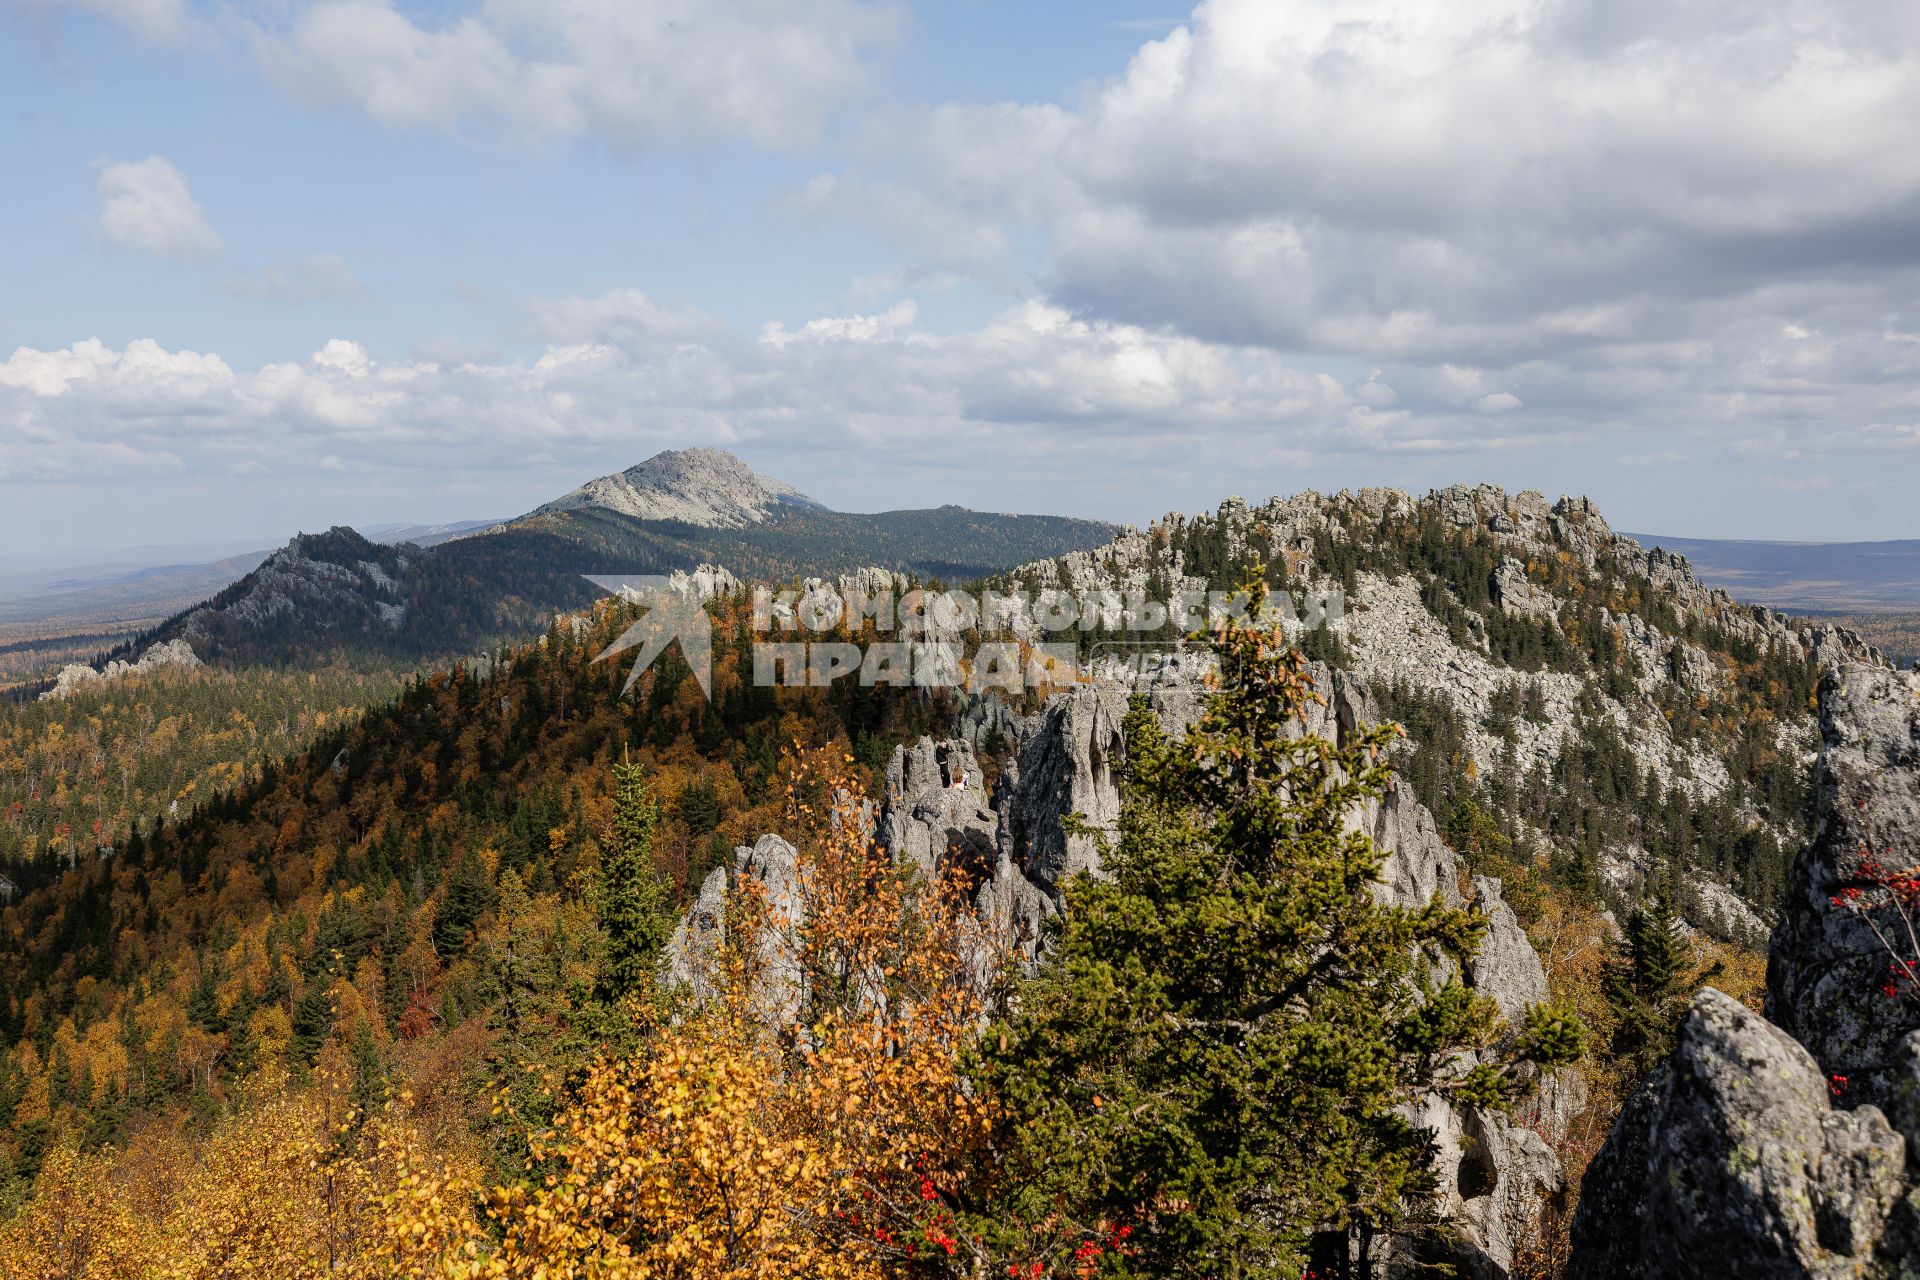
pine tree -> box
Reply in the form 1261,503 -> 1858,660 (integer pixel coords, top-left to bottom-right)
975,594 -> 1583,1279
595,755 -> 673,1009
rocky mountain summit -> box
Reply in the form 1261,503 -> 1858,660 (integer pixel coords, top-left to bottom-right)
90,450 -> 1107,671
998,483 -> 1888,937
672,653 -> 1580,1277
532,447 -> 826,527
1568,659 -> 1920,1279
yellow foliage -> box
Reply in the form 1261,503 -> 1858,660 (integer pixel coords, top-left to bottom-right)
378,748 -> 995,1279
0,1069 -> 433,1280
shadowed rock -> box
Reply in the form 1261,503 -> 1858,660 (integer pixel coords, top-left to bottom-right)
1769,659 -> 1920,1098
1569,989 -> 1914,1280
1571,656 -> 1920,1279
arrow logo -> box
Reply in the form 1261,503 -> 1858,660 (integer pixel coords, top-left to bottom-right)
584,575 -> 715,700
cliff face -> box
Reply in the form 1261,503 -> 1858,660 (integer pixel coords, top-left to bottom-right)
1569,660 -> 1920,1280
1770,660 -> 1920,1092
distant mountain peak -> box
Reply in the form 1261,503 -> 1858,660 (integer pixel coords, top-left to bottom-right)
531,447 -> 827,528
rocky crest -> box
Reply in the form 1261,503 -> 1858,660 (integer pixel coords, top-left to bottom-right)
1569,655 -> 1920,1279
533,447 -> 826,527
672,658 -> 1580,1277
41,637 -> 201,701
163,526 -> 419,655
1001,483 -> 1888,938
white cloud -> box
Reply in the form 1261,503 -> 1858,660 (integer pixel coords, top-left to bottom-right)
761,300 -> 918,349
249,0 -> 903,149
824,0 -> 1920,381
14,284 -> 1910,491
96,156 -> 222,261
528,288 -> 726,346
739,0 -> 1920,525
8,287 -> 1920,535
0,293 -> 1385,486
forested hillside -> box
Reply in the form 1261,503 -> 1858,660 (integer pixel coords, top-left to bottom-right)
0,589 -> 948,1193
0,586 -> 1618,1278
0,481 -> 1878,1279
993,485 -> 1844,941
0,665 -> 401,868
111,504 -> 1115,672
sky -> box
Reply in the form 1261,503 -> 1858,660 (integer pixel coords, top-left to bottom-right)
2,0 -> 1919,559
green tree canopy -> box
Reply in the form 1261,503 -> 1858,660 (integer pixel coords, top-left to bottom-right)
595,754 -> 673,1009
975,598 -> 1581,1278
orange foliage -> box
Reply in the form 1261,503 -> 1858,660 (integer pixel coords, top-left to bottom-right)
375,748 -> 995,1278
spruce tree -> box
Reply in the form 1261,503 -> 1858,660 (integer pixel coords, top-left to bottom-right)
975,595 -> 1582,1278
434,848 -> 497,955
1604,873 -> 1689,1072
595,755 -> 673,1008
346,1021 -> 389,1122
185,960 -> 221,1032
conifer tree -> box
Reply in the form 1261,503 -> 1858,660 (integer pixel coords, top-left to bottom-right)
434,848 -> 496,955
1604,871 -> 1690,1072
975,590 -> 1582,1279
595,754 -> 673,1008
347,1021 -> 389,1125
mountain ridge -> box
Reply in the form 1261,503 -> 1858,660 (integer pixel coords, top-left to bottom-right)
991,481 -> 1888,939
82,449 -> 1116,671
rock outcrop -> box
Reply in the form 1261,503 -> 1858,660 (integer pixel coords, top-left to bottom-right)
148,526 -> 421,660
662,651 -> 1577,1276
1770,659 -> 1920,1095
1569,991 -> 1918,1280
1569,655 -> 1920,1279
996,483 -> 1887,936
881,664 -> 1576,1277
662,834 -> 802,1020
41,637 -> 201,700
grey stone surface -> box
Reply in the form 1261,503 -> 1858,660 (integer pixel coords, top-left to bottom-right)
663,866 -> 729,1000
1491,556 -> 1555,619
878,735 -> 998,885
1571,658 -> 1920,1279
994,483 -> 1888,939
877,662 -> 1580,1278
534,446 -> 824,527
1769,659 -> 1920,1095
1569,989 -> 1916,1280
41,636 -> 202,700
